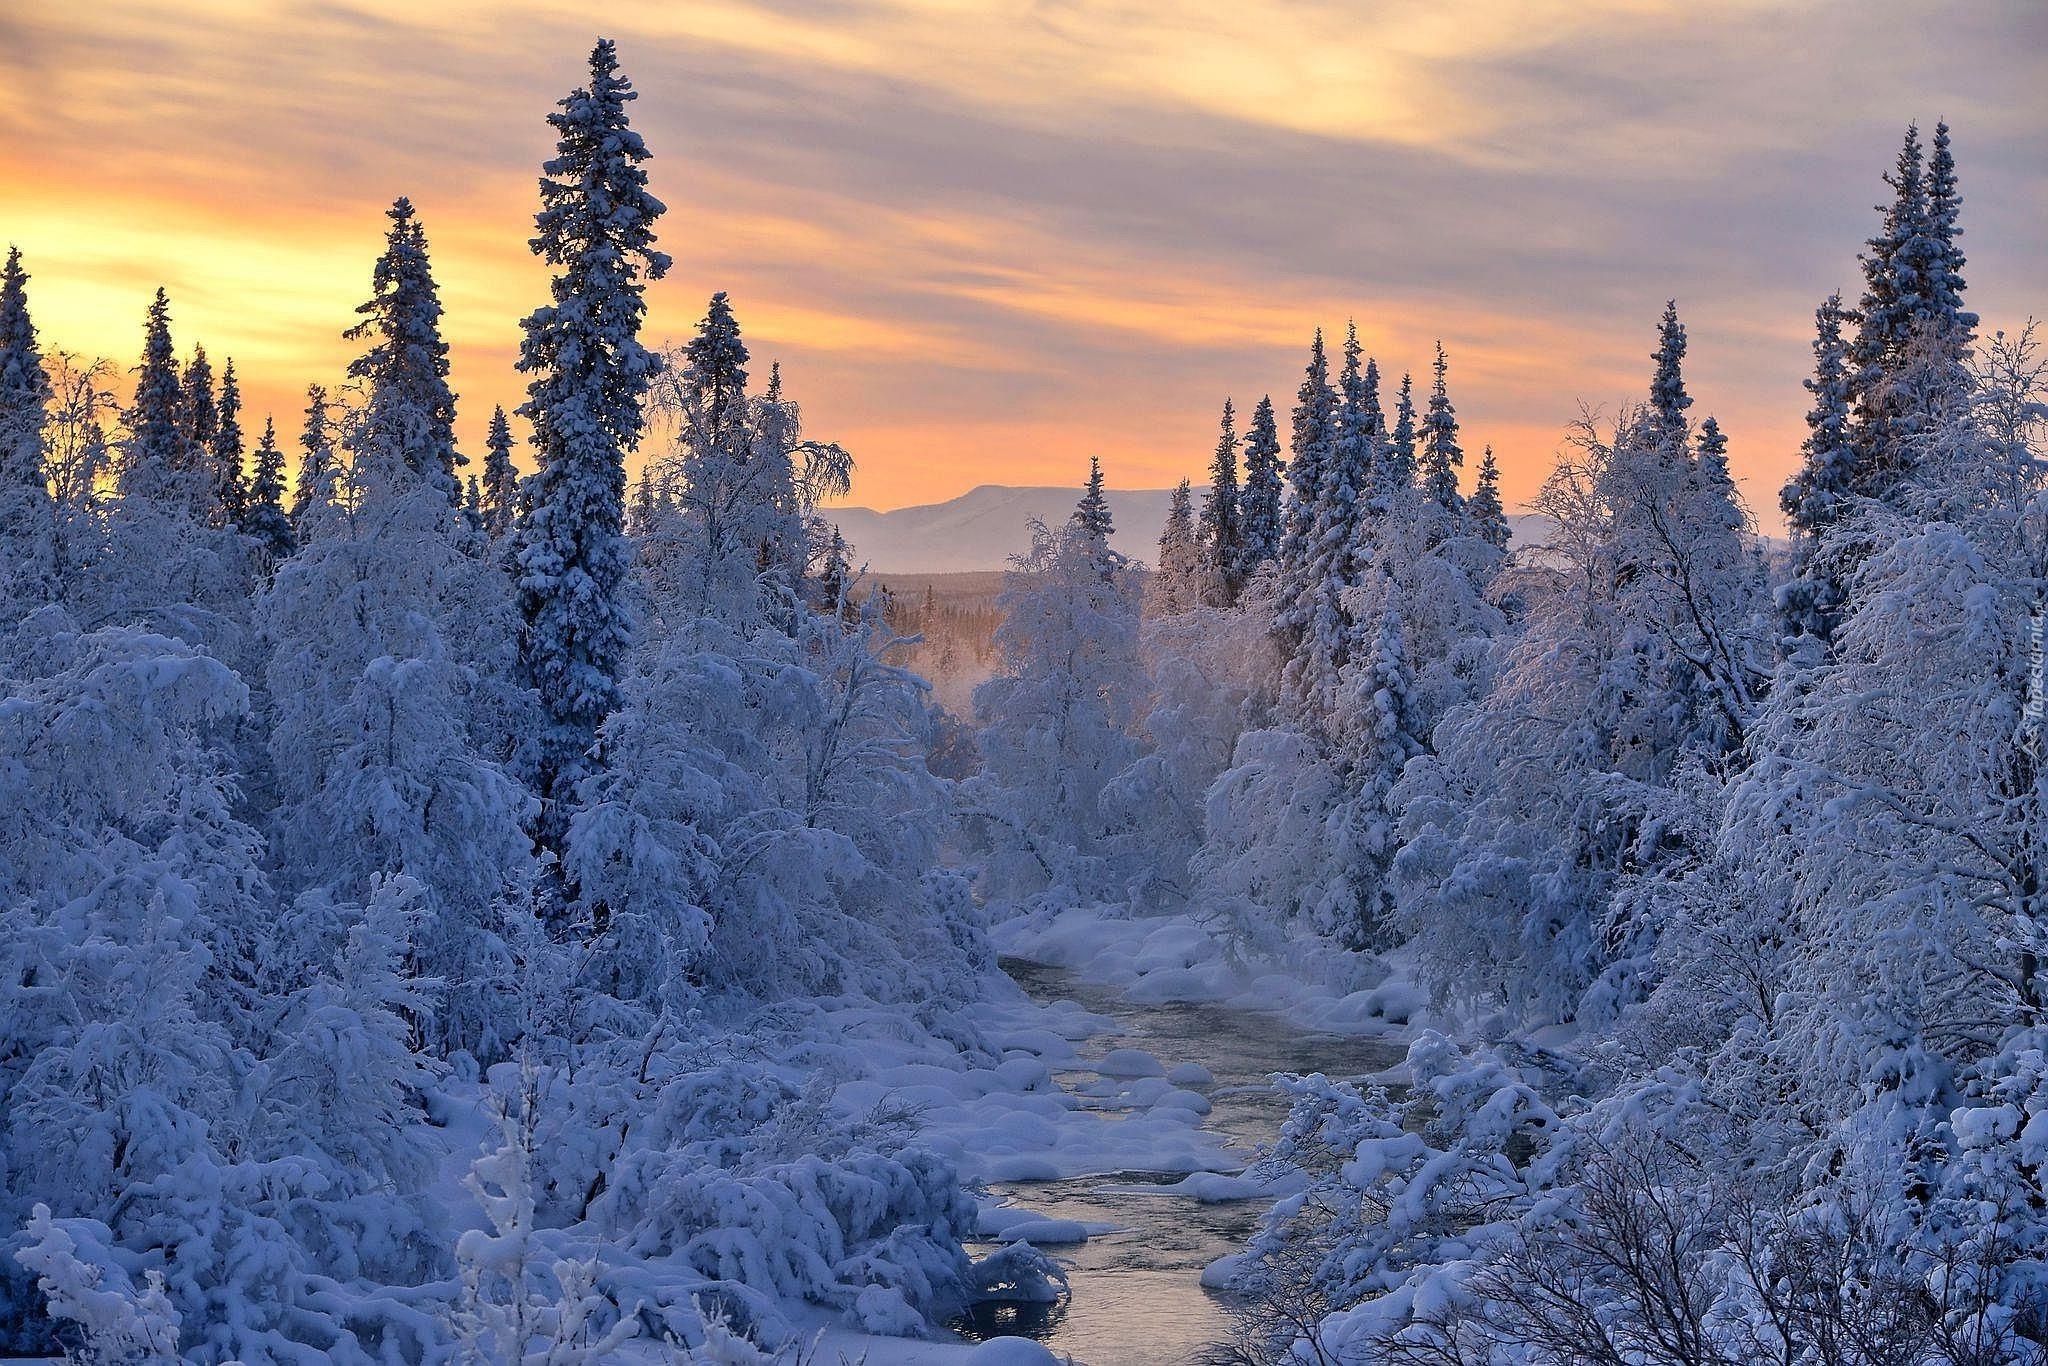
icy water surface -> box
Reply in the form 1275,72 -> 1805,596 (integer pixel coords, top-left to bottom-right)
957,958 -> 1403,1365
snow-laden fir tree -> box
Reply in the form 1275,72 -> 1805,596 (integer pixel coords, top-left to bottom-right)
1780,292 -> 1856,645
1150,478 -> 1202,616
1198,396 -> 1242,598
1467,444 -> 1509,550
1238,393 -> 1284,569
212,356 -> 247,529
182,343 -> 218,479
0,246 -> 53,607
1385,370 -> 1417,494
347,198 -> 461,506
1286,325 -> 1374,715
1275,330 -> 1336,655
1074,453 -> 1113,545
1331,595 -> 1423,948
294,382 -> 337,522
1844,122 -> 1970,501
121,297 -> 200,514
481,403 -> 518,540
1417,342 -> 1465,532
1329,322 -> 1381,577
816,521 -> 852,614
1648,300 -> 1692,454
510,37 -> 671,825
682,288 -> 748,458
1925,120 -> 1971,334
101,289 -> 255,645
244,414 -> 294,562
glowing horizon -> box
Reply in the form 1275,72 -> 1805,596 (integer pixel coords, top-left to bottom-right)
3,1 -> 2043,520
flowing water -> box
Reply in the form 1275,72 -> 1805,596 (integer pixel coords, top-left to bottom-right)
954,958 -> 1404,1365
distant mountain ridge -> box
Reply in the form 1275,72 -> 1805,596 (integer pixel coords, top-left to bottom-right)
826,484 -> 1543,574
825,485 -> 1183,574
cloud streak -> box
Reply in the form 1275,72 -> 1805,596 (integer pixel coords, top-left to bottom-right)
3,0 -> 2043,517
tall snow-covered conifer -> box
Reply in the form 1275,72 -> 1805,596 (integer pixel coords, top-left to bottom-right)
348,198 -> 461,506
1073,454 -> 1113,545
1648,301 -> 1691,455
1780,294 -> 1857,645
1151,479 -> 1201,615
682,290 -> 748,456
1386,372 -> 1417,493
511,37 -> 671,821
120,290 -> 196,510
294,383 -> 337,522
0,246 -> 54,603
244,415 -> 294,562
1238,394 -> 1284,569
481,404 -> 518,539
183,345 -> 218,467
1276,330 -> 1336,650
1199,397 -> 1242,592
212,357 -> 248,528
1418,342 -> 1464,527
1468,446 -> 1509,550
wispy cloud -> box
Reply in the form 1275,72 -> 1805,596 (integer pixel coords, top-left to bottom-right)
3,0 -> 2043,514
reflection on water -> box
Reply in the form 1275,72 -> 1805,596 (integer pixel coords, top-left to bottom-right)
956,958 -> 1403,1365
954,1296 -> 1071,1342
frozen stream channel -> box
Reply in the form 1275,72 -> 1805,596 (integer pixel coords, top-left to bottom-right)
955,958 -> 1404,1365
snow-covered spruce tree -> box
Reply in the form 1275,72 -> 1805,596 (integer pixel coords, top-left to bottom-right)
294,382 -> 338,523
1384,369 -> 1418,494
118,290 -> 194,511
1845,122 -> 1976,505
1149,478 -> 1203,616
181,343 -> 218,495
347,197 -> 462,506
1238,393 -> 1285,571
510,38 -> 670,829
579,320 -> 975,1011
0,245 -> 54,612
1074,453 -> 1113,544
1199,396 -> 1243,600
754,360 -> 851,609
1287,325 -> 1378,719
211,356 -> 248,529
1417,341 -> 1465,537
1467,444 -> 1509,551
1275,330 -> 1337,694
1780,291 -> 1857,646
968,490 -> 1146,904
244,414 -> 295,563
1648,299 -> 1692,450
481,403 -> 519,540
815,521 -> 852,614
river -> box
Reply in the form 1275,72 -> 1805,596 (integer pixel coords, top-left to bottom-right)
953,958 -> 1404,1365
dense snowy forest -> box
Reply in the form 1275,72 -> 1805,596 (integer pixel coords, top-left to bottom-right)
1,32 -> 2044,1366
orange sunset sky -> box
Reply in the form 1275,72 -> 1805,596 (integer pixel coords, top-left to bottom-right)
2,0 -> 2044,519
